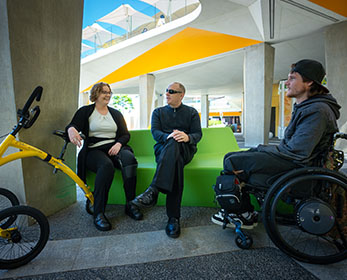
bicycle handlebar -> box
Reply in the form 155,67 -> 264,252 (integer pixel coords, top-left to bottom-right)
17,86 -> 43,118
23,106 -> 41,129
11,86 -> 43,135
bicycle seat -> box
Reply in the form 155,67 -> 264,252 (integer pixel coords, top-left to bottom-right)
52,130 -> 69,142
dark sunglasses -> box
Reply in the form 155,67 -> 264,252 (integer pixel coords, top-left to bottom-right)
166,89 -> 182,94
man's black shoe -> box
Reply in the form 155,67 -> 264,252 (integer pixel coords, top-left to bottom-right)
131,186 -> 158,208
125,202 -> 143,220
165,217 -> 180,238
94,213 -> 111,231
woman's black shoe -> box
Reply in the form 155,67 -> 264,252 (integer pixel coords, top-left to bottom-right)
131,186 -> 158,208
125,202 -> 143,220
165,217 -> 180,238
94,213 -> 111,231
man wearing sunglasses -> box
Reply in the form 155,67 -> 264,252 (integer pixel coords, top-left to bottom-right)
131,82 -> 202,238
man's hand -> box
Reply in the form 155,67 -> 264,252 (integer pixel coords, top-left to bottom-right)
68,127 -> 82,147
108,142 -> 122,156
167,129 -> 189,143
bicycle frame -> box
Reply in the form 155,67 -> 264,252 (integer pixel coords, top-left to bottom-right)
0,226 -> 16,239
0,134 -> 94,205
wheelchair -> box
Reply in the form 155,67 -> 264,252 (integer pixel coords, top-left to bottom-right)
217,133 -> 347,265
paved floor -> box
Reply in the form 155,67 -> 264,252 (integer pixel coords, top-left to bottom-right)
0,190 -> 346,279
0,136 -> 346,279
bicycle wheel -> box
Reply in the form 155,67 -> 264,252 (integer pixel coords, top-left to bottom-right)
0,188 -> 19,210
264,172 -> 347,264
0,205 -> 50,269
0,188 -> 20,228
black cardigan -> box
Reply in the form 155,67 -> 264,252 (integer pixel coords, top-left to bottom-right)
151,104 -> 202,156
66,104 -> 130,183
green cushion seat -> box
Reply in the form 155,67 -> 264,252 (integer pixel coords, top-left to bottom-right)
86,127 -> 242,207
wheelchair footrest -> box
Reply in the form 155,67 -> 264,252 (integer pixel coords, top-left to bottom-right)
220,214 -> 254,249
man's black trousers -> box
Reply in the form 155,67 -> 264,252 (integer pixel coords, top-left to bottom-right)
151,138 -> 195,218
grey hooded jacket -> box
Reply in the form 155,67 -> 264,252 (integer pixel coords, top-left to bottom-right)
258,94 -> 341,166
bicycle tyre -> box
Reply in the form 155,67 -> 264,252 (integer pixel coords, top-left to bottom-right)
0,188 -> 20,210
0,205 -> 50,269
0,188 -> 20,228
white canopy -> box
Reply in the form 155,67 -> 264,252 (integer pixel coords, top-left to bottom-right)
81,43 -> 94,52
97,4 -> 154,33
141,0 -> 200,16
82,23 -> 116,46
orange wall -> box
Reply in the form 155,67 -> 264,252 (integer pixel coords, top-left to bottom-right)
272,84 -> 279,136
83,28 -> 261,91
309,0 -> 347,17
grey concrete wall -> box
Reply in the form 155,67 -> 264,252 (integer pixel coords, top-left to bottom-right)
0,0 -> 26,203
325,21 -> 347,152
243,43 -> 274,147
4,0 -> 84,215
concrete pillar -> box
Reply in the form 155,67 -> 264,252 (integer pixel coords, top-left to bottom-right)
156,91 -> 164,108
139,74 -> 155,128
1,0 -> 84,216
243,43 -> 274,147
201,94 -> 209,128
325,21 -> 347,152
0,0 -> 26,204
79,91 -> 90,107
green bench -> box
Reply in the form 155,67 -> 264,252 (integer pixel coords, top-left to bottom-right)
86,127 -> 242,207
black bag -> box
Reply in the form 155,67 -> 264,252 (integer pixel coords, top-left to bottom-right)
213,172 -> 242,213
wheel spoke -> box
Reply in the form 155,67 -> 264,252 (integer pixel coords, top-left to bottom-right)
0,206 -> 49,269
264,171 -> 347,264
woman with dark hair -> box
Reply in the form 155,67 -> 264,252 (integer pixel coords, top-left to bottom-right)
66,82 -> 142,231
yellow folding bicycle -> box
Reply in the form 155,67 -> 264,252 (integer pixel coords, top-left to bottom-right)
0,86 -> 94,269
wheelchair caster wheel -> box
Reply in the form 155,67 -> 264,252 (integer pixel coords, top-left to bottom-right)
235,233 -> 253,249
86,199 -> 94,215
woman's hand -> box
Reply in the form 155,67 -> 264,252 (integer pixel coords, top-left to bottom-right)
68,127 -> 82,147
108,142 -> 122,156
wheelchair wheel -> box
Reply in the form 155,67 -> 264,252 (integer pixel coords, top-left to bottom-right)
0,188 -> 20,228
263,169 -> 347,264
0,205 -> 50,269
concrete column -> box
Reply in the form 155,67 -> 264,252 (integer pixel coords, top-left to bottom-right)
1,0 -> 84,216
156,91 -> 164,108
139,74 -> 155,128
201,94 -> 209,128
325,21 -> 347,152
79,91 -> 90,107
0,0 -> 26,204
243,43 -> 274,147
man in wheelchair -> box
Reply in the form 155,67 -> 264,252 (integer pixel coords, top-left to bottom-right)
212,59 -> 341,230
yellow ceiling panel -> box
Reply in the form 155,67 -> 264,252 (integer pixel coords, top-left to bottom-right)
83,27 -> 261,91
309,0 -> 347,17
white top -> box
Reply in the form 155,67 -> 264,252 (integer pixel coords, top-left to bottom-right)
88,109 -> 117,148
